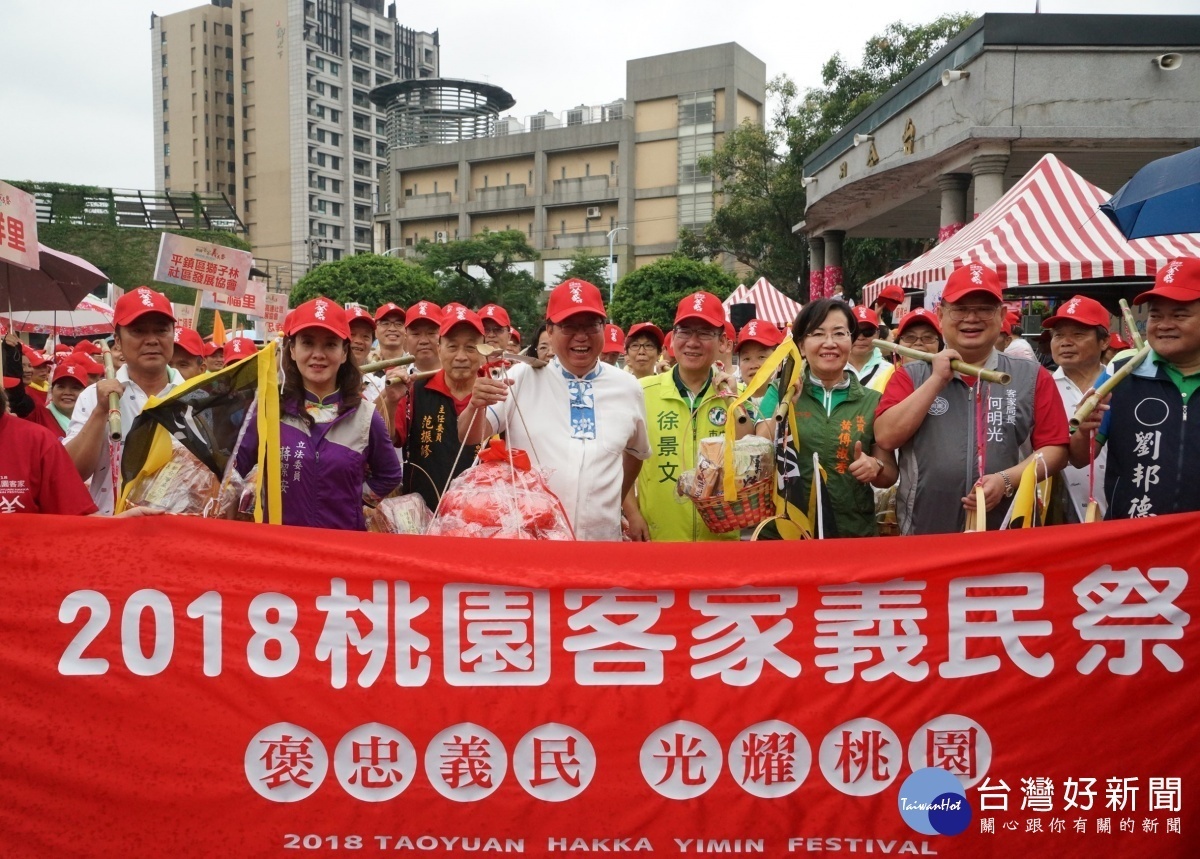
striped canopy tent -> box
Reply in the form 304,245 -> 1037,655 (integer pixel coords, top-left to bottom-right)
723,277 -> 803,328
862,153 -> 1200,305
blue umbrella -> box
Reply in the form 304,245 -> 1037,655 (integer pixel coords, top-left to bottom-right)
1101,146 -> 1200,240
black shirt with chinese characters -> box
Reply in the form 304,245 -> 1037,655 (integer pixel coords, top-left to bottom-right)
402,373 -> 480,514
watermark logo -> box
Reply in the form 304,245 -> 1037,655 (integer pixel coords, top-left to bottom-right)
898,767 -> 971,836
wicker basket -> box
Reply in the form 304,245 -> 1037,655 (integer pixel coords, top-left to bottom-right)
691,477 -> 775,534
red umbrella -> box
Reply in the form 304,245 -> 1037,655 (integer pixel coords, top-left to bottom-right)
0,243 -> 108,313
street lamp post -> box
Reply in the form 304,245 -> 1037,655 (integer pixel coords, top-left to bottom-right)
606,226 -> 628,305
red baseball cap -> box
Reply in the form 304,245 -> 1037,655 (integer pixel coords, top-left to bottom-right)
1108,332 -> 1131,350
402,301 -> 441,328
876,285 -> 906,306
205,341 -> 222,357
602,324 -> 625,354
546,279 -> 606,323
223,337 -> 258,363
510,327 -> 521,346
374,302 -> 406,323
663,330 -> 674,357
54,344 -> 73,355
723,321 -> 736,342
479,304 -> 511,328
172,327 -> 208,358
64,353 -> 105,376
114,287 -> 175,326
673,291 -> 725,329
284,296 -> 351,340
51,361 -> 87,387
852,305 -> 881,330
895,307 -> 942,337
626,322 -> 665,348
1134,258 -> 1200,306
72,340 -> 102,355
346,305 -> 376,330
942,264 -> 1003,304
21,345 -> 50,367
736,318 -> 784,350
1041,295 -> 1110,330
438,305 -> 485,338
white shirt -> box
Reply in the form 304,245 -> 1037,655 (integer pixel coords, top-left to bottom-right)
1004,336 -> 1038,362
362,373 -> 386,403
1052,365 -> 1108,521
66,365 -> 184,515
484,358 -> 651,541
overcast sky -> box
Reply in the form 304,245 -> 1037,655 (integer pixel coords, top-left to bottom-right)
0,0 -> 1188,189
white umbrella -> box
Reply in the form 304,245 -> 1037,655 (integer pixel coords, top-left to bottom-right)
5,294 -> 115,337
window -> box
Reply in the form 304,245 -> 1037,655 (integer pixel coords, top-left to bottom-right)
228,161 -> 235,172
227,184 -> 235,196
376,119 -> 386,135
163,143 -> 170,156
161,30 -> 167,43
224,24 -> 232,37
164,165 -> 170,179
678,92 -> 715,127
161,54 -> 167,67
225,47 -> 232,59
226,70 -> 233,82
330,132 -> 341,146
331,202 -> 342,216
355,205 -> 369,221
330,109 -> 341,122
162,76 -> 168,90
163,121 -> 169,133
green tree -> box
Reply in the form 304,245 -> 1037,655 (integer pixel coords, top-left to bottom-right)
555,247 -> 610,292
414,230 -> 545,337
608,257 -> 740,331
289,253 -> 440,310
694,14 -> 974,300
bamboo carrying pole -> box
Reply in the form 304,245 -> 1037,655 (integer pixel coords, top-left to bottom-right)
1070,343 -> 1153,428
100,343 -> 122,441
385,368 -> 438,387
873,339 -> 1012,385
358,354 -> 415,374
1118,299 -> 1145,350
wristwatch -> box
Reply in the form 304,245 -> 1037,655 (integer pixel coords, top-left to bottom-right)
999,471 -> 1014,497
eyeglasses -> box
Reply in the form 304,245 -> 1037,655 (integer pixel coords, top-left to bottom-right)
627,341 -> 659,352
377,319 -> 404,329
672,326 -> 721,342
946,304 -> 1001,322
899,334 -> 940,347
555,319 -> 604,335
804,329 -> 852,343
854,328 -> 878,340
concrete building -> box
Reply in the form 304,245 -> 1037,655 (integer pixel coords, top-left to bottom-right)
371,43 -> 766,285
797,13 -> 1200,294
151,0 -> 438,287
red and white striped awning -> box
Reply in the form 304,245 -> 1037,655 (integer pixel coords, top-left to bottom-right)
863,153 -> 1200,305
723,277 -> 803,328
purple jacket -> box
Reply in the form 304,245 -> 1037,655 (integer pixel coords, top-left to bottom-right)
237,392 -> 402,530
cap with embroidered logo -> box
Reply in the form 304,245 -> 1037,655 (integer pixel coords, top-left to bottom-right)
673,291 -> 725,329
736,318 -> 784,350
478,304 -> 511,328
602,324 -> 625,354
405,301 -> 444,328
546,279 -> 606,323
1134,258 -> 1200,305
114,287 -> 175,326
172,327 -> 208,358
438,305 -> 485,338
1041,295 -> 1110,330
285,297 -> 350,339
942,264 -> 1003,304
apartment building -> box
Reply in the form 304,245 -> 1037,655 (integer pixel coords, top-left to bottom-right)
371,43 -> 765,284
151,0 -> 438,285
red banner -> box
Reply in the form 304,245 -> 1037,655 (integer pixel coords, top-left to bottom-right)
1,513 -> 1197,857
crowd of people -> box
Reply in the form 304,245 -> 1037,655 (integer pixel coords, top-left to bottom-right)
3,257 -> 1198,539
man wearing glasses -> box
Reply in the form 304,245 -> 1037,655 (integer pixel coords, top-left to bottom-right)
460,279 -> 650,541
874,264 -> 1068,534
625,292 -> 739,542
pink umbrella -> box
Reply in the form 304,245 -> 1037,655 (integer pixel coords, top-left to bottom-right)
5,295 -> 115,337
0,243 -> 108,313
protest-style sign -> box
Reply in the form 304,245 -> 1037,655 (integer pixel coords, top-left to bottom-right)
0,180 -> 39,270
153,232 -> 253,296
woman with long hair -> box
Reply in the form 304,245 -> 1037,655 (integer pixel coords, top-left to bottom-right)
236,297 -> 402,530
757,298 -> 897,537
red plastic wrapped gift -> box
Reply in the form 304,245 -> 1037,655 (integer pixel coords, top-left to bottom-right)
426,440 -> 576,540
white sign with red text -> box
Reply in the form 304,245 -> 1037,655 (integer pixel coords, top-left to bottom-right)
263,291 -> 288,335
153,232 -> 252,295
202,277 -> 267,318
0,180 -> 39,270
